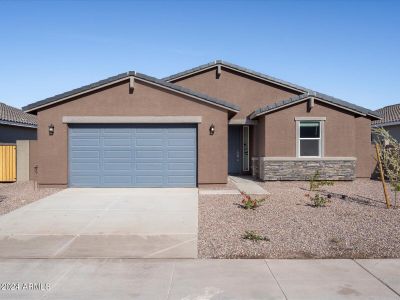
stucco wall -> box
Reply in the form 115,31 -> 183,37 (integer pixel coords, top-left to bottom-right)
29,140 -> 39,181
259,100 -> 373,177
264,101 -> 357,157
35,80 -> 229,186
0,124 -> 36,144
384,125 -> 400,142
171,67 -> 300,119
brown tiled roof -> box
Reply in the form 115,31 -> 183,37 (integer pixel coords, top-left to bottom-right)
373,104 -> 400,125
0,102 -> 37,127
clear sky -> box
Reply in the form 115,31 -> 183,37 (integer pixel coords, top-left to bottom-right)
0,0 -> 399,110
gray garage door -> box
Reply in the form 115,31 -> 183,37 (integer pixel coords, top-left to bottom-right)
68,124 -> 197,187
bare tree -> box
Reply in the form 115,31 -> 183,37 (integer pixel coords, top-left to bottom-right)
372,127 -> 400,208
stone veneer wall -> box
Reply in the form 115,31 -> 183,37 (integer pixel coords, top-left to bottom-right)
252,157 -> 356,181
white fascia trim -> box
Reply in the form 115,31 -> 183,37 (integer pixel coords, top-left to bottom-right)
63,116 -> 202,124
25,76 -> 239,114
167,64 -> 306,93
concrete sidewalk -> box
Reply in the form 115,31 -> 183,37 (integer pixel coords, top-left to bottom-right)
0,259 -> 399,299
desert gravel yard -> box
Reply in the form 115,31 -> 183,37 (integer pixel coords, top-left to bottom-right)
198,179 -> 400,259
0,181 -> 62,215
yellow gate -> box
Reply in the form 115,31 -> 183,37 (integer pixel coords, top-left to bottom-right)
0,145 -> 16,182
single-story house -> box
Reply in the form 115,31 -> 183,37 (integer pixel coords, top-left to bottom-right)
22,61 -> 380,188
372,104 -> 400,141
0,102 -> 37,144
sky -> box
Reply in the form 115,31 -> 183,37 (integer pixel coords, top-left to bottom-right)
0,0 -> 399,110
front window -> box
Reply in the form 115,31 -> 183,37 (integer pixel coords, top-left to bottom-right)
299,121 -> 321,157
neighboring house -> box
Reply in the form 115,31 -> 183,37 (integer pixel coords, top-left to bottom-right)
22,61 -> 380,188
0,102 -> 37,144
372,104 -> 400,141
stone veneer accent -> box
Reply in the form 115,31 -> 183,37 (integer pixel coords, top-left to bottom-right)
251,157 -> 356,181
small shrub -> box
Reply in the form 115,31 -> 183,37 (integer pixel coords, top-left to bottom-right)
242,231 -> 269,241
309,171 -> 334,191
311,193 -> 329,207
240,192 -> 265,210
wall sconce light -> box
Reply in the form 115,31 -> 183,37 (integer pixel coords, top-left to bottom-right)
48,124 -> 54,136
209,124 -> 215,135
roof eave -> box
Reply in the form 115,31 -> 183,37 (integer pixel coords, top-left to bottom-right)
23,72 -> 240,114
0,119 -> 37,128
164,61 -> 308,94
250,96 -> 379,120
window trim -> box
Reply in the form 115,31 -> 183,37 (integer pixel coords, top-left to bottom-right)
296,118 -> 325,158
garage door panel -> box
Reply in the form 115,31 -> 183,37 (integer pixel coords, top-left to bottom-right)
135,176 -> 164,185
70,175 -> 101,186
103,175 -> 133,184
71,150 -> 100,159
103,162 -> 132,171
136,163 -> 164,170
168,176 -> 196,184
71,139 -> 100,147
103,139 -> 132,147
71,162 -> 100,171
168,163 -> 195,170
69,124 -> 196,187
136,139 -> 164,146
168,150 -> 195,159
136,150 -> 164,159
168,138 -> 195,146
103,150 -> 131,159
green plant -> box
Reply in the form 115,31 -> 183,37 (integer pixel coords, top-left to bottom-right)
309,171 -> 334,191
311,193 -> 329,207
242,231 -> 269,241
240,192 -> 265,209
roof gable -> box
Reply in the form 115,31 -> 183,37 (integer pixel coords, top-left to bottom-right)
23,72 -> 240,113
0,102 -> 37,128
163,60 -> 310,94
250,91 -> 380,120
165,60 -> 379,121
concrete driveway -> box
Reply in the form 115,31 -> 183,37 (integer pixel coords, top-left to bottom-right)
0,188 -> 198,258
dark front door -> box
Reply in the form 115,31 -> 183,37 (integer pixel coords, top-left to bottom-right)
228,126 -> 242,174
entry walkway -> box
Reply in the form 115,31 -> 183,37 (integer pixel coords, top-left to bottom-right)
230,175 -> 268,195
0,259 -> 399,299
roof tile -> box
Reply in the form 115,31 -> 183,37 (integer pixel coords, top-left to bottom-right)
0,102 -> 37,127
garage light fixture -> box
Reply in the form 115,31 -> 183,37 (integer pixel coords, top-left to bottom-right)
209,124 -> 215,135
48,124 -> 54,136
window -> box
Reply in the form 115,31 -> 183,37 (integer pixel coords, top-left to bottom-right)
298,121 -> 321,157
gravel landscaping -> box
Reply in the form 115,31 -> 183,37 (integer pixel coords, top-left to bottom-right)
0,181 -> 62,215
199,179 -> 400,259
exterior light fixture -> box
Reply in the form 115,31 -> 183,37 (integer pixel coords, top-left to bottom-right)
209,124 -> 215,135
48,124 -> 54,136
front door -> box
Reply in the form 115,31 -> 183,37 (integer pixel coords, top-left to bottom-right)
228,126 -> 242,174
